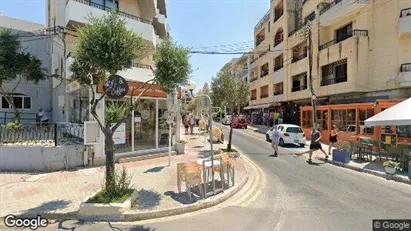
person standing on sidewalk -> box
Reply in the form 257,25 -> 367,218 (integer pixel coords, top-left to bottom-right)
308,127 -> 328,163
328,124 -> 338,155
271,126 -> 280,157
189,114 -> 195,135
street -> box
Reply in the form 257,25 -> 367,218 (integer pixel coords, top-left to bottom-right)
40,126 -> 411,231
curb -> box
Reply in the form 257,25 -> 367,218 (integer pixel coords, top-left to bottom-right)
7,153 -> 252,222
317,157 -> 411,186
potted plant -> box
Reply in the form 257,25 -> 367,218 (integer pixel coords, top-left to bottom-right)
332,141 -> 351,164
176,140 -> 187,154
383,160 -> 401,175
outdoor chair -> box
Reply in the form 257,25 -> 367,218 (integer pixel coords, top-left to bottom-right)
350,141 -> 362,160
360,139 -> 372,161
212,153 -> 234,188
177,162 -> 204,199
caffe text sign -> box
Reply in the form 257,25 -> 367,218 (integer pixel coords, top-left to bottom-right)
97,81 -> 167,98
103,75 -> 129,99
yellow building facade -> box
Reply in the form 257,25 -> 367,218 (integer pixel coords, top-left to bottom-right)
242,0 -> 411,115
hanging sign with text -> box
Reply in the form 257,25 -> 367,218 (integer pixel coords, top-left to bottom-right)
98,80 -> 167,98
103,75 -> 129,99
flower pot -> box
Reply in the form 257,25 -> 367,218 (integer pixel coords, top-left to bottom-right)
384,166 -> 396,175
332,149 -> 350,164
176,143 -> 185,154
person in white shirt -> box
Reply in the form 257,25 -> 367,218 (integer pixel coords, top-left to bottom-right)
271,126 -> 280,157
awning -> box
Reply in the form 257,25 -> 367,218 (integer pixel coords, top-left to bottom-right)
365,97 -> 411,127
244,103 -> 271,110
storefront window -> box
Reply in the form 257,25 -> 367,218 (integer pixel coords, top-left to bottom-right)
317,110 -> 328,131
105,100 -> 132,154
302,110 -> 312,128
359,109 -> 374,134
68,87 -> 89,124
332,109 -> 347,132
134,99 -> 157,151
397,125 -> 411,138
157,99 -> 173,148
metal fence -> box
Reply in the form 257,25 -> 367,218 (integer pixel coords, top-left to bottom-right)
0,122 -> 84,146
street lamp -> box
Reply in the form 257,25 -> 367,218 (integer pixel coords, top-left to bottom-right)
186,80 -> 196,97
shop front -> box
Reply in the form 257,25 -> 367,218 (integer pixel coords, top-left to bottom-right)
91,80 -> 176,164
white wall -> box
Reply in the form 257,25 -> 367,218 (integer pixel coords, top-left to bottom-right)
0,146 -> 85,172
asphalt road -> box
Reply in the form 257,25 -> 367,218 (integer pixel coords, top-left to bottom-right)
29,127 -> 411,230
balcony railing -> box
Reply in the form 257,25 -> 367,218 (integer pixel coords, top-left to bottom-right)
131,63 -> 152,69
292,52 -> 307,63
400,63 -> 411,72
251,96 -> 257,100
250,56 -> 259,64
319,0 -> 343,15
273,90 -> 283,96
250,78 -> 258,82
260,94 -> 269,99
291,85 -> 307,92
320,76 -> 348,86
260,70 -> 269,78
274,9 -> 284,23
255,10 -> 270,30
69,0 -> 151,24
274,65 -> 283,72
319,30 -> 368,51
400,7 -> 411,18
274,39 -> 283,47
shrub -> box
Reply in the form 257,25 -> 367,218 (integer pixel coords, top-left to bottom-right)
5,122 -> 22,131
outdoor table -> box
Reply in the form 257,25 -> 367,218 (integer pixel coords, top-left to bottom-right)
197,158 -> 224,198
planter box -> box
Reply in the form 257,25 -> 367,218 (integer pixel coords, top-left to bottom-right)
78,190 -> 138,221
332,149 -> 350,164
176,143 -> 185,154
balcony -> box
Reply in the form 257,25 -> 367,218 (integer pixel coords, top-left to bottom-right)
260,94 -> 269,99
291,85 -> 307,92
251,96 -> 257,101
65,0 -> 155,45
292,52 -> 307,63
273,90 -> 283,96
273,90 -> 284,102
399,8 -> 411,36
399,63 -> 411,87
273,41 -> 284,57
260,70 -> 269,78
319,30 -> 368,51
273,67 -> 284,83
319,0 -> 369,26
153,9 -> 167,39
255,10 -> 270,31
320,76 -> 348,86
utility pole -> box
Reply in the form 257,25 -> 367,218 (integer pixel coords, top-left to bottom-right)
299,21 -> 318,128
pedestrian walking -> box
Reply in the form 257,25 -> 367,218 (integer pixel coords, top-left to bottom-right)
271,126 -> 280,157
183,114 -> 190,134
308,127 -> 328,163
189,114 -> 195,134
328,124 -> 338,155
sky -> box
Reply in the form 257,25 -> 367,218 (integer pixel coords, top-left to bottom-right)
0,0 -> 270,91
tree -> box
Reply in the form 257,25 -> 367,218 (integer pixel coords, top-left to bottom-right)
0,29 -> 47,123
211,71 -> 249,151
70,12 -> 190,194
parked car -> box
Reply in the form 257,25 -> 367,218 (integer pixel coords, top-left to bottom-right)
221,115 -> 232,125
232,116 -> 248,129
265,124 -> 306,147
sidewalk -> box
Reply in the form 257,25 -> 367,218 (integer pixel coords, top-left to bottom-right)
245,128 -> 411,185
0,126 -> 249,219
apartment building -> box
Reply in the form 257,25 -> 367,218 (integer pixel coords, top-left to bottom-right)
0,15 -> 52,123
220,55 -> 249,82
46,0 -> 170,163
245,0 -> 411,125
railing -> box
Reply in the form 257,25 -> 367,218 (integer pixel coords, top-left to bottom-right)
319,30 -> 368,50
274,38 -> 283,47
274,90 -> 284,96
131,63 -> 152,69
400,7 -> 411,18
1,112 -> 37,124
274,9 -> 284,23
320,76 -> 348,86
0,122 -> 84,146
274,65 -> 283,72
69,0 -> 151,24
250,57 -> 259,64
288,20 -> 309,37
251,96 -> 257,100
250,78 -> 258,82
319,0 -> 343,15
292,52 -> 307,63
260,94 -> 269,99
260,70 -> 269,78
291,85 -> 307,92
255,10 -> 270,30
400,63 -> 411,72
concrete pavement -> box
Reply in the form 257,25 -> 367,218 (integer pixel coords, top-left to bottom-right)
0,126 -> 249,222
21,126 -> 411,230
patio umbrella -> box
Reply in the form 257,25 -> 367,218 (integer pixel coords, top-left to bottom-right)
365,97 -> 411,127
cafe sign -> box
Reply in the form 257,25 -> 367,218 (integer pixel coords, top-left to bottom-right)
103,75 -> 129,99
97,80 -> 168,98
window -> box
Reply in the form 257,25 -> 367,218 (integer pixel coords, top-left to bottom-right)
359,109 -> 374,134
286,127 -> 303,133
397,125 -> 411,138
332,109 -> 356,133
1,96 -> 31,109
268,21 -> 270,32
274,54 -> 284,71
336,23 -> 352,43
302,111 -> 313,128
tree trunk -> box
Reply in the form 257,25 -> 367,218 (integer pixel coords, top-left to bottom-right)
2,93 -> 20,124
104,132 -> 116,192
227,109 -> 234,151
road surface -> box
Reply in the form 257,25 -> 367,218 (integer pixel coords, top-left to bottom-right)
20,127 -> 411,230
